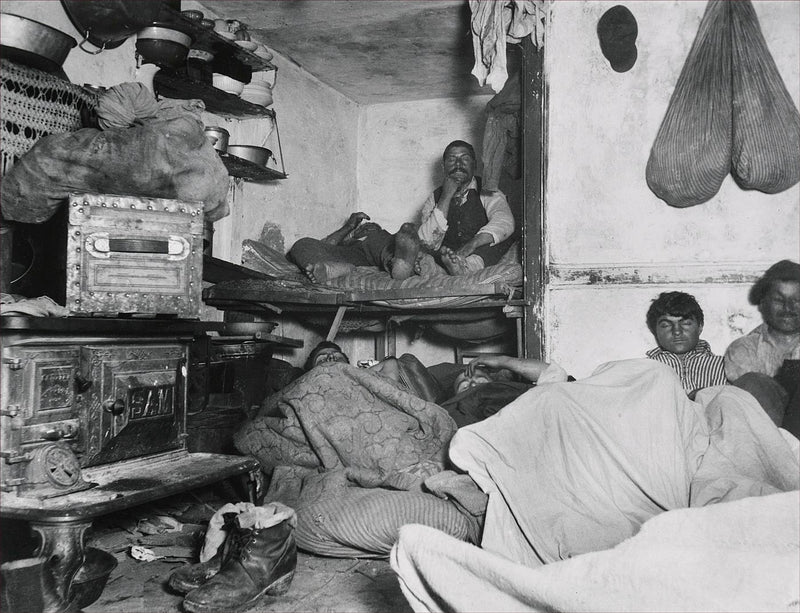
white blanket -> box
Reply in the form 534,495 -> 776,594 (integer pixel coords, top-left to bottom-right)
391,359 -> 800,612
392,491 -> 800,612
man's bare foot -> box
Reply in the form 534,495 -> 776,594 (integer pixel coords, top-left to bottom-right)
440,246 -> 470,276
304,261 -> 356,284
390,223 -> 421,280
414,252 -> 446,277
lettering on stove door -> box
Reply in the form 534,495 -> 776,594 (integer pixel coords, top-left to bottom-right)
127,385 -> 175,419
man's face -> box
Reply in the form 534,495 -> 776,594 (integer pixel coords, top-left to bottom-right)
312,348 -> 349,368
654,315 -> 702,355
453,367 -> 493,394
443,146 -> 476,185
760,280 -> 800,335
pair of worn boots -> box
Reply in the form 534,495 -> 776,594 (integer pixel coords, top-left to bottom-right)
170,503 -> 297,613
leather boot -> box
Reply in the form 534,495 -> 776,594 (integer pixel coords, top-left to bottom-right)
168,512 -> 238,594
182,518 -> 296,613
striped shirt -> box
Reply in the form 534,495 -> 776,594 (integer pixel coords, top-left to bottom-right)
646,340 -> 726,395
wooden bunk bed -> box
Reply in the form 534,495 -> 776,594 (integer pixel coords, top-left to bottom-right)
203,254 -> 527,358
204,39 -> 546,360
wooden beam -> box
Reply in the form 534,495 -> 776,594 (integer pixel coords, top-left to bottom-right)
521,36 -> 547,359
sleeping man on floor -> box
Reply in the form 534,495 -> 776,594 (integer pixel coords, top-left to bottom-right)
222,343 -> 798,563
287,140 -> 516,284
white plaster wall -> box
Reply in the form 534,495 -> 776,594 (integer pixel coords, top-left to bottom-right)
356,96 -> 492,232
2,1 -> 138,85
544,0 -> 800,377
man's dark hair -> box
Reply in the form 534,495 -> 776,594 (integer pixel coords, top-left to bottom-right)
443,140 -> 476,161
304,340 -> 348,371
646,291 -> 704,335
748,259 -> 800,306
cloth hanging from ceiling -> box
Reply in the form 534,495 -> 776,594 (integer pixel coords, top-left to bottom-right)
646,0 -> 800,208
469,0 -> 546,93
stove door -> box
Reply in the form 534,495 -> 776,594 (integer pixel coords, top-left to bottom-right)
80,343 -> 187,467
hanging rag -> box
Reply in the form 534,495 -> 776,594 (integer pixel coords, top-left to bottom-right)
469,0 -> 545,93
481,68 -> 521,191
646,0 -> 800,208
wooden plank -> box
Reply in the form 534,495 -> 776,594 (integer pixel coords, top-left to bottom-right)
343,282 -> 513,302
204,287 -> 345,305
522,36 -> 546,360
203,256 -> 277,283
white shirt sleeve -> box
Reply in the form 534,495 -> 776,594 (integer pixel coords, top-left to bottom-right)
478,190 -> 515,245
417,192 -> 447,251
537,362 -> 570,384
417,185 -> 515,250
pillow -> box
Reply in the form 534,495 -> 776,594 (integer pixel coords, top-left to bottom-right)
294,486 -> 478,558
241,239 -> 302,277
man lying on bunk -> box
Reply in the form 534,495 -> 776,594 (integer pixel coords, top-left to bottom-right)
287,140 -> 516,283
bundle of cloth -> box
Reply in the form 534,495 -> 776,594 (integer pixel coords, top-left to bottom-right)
390,359 -> 800,612
234,362 -> 482,558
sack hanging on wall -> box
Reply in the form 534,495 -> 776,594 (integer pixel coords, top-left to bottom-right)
729,0 -> 800,194
645,0 -> 732,208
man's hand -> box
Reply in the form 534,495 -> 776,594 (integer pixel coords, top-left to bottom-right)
466,355 -> 509,376
345,212 -> 370,231
456,232 -> 493,258
349,221 -> 381,242
436,176 -> 464,215
323,211 -> 371,245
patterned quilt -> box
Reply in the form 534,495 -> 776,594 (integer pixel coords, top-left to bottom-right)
235,361 -> 458,501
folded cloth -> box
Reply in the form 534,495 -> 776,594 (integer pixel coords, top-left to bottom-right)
0,294 -> 68,317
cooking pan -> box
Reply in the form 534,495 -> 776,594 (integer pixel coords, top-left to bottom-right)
60,0 -> 162,51
0,13 -> 76,75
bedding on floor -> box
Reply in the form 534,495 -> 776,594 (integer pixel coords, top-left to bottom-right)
233,361 -> 472,557
390,358 -> 800,612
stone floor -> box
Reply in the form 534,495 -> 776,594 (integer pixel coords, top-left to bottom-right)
83,551 -> 411,613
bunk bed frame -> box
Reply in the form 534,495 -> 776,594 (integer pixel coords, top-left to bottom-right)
203,39 -> 546,360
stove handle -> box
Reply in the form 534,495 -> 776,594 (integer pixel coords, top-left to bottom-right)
102,398 -> 126,416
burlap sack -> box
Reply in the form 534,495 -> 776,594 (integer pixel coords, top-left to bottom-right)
0,100 -> 229,223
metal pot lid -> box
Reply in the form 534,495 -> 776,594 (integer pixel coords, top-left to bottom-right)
60,0 -> 163,50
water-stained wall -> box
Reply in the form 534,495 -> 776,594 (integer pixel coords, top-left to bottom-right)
544,0 -> 800,377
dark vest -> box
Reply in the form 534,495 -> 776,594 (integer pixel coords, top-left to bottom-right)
434,177 -> 485,250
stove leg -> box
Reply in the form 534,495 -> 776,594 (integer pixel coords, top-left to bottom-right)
30,519 -> 91,611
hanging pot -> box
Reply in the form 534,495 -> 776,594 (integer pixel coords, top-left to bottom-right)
60,0 -> 162,52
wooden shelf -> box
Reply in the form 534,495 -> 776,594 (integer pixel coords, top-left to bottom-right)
157,5 -> 276,75
218,151 -> 286,181
154,71 -> 275,119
